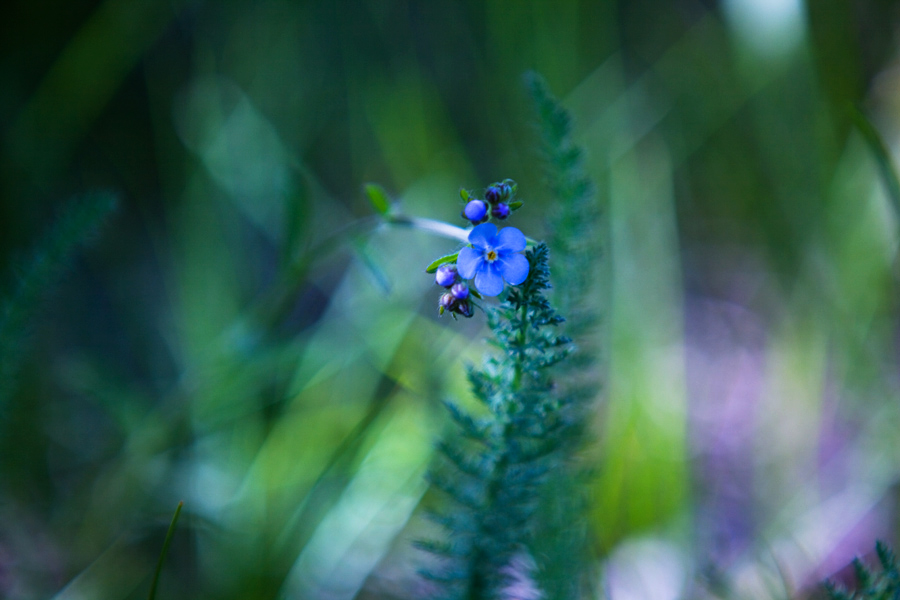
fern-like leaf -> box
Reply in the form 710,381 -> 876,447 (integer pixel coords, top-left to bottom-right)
824,541 -> 900,600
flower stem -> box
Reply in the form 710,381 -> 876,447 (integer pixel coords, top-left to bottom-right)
386,213 -> 540,247
385,214 -> 470,243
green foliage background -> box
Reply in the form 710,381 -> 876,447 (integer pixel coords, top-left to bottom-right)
2,1 -> 900,599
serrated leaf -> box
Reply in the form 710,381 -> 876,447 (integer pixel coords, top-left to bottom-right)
364,183 -> 391,215
426,471 -> 482,509
413,539 -> 455,557
442,400 -> 490,440
877,540 -> 896,572
436,440 -> 487,478
425,252 -> 460,273
419,568 -> 469,583
853,558 -> 872,590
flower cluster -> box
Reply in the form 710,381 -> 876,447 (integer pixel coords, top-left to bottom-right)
431,179 -> 529,318
435,264 -> 474,318
460,179 -> 518,226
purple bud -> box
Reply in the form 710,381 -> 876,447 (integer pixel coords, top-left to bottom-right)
491,202 -> 510,220
439,293 -> 456,310
454,300 -> 474,318
485,185 -> 502,205
450,282 -> 469,300
463,200 -> 488,223
438,291 -> 474,319
435,264 -> 457,287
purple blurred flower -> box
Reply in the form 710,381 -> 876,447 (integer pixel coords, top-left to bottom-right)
457,223 -> 529,296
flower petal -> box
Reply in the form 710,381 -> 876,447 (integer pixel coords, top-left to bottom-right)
467,222 -> 498,249
498,252 -> 529,285
456,246 -> 481,279
494,226 -> 526,252
474,263 -> 504,296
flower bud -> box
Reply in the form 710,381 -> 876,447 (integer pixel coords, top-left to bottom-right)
438,291 -> 473,318
439,292 -> 456,310
463,200 -> 488,224
485,185 -> 503,205
491,202 -> 510,220
450,282 -> 469,300
435,264 -> 458,287
454,299 -> 474,318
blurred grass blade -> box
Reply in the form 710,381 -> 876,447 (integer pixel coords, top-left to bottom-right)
7,0 -> 176,176
364,183 -> 392,216
849,105 -> 900,217
148,501 -> 183,600
353,239 -> 392,294
0,191 -> 118,411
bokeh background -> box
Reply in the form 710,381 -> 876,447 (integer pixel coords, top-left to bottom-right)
3,1 -> 900,598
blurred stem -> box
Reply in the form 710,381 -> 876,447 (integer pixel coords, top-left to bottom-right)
385,214 -> 470,243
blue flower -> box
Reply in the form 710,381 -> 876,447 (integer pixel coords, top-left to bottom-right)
457,223 -> 529,296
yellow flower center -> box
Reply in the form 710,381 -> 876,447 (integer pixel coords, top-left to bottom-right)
486,249 -> 498,262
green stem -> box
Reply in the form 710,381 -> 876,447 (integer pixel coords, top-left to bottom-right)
471,278 -> 531,599
511,300 -> 528,392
